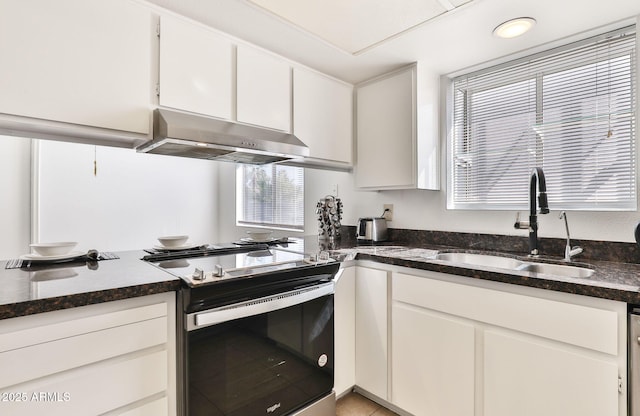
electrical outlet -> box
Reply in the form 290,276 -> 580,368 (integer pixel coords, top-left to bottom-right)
383,204 -> 393,221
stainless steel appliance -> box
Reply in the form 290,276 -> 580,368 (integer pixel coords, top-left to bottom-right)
144,243 -> 340,416
137,108 -> 309,164
630,309 -> 640,414
356,217 -> 388,242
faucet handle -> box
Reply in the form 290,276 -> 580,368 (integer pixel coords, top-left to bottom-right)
514,212 -> 530,230
538,192 -> 550,214
565,245 -> 583,261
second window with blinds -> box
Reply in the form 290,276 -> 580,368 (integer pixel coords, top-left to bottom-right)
236,164 -> 304,231
448,26 -> 636,211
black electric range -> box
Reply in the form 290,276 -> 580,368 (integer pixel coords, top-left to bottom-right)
143,239 -> 341,416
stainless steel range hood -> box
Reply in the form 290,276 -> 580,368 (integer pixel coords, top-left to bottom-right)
137,108 -> 309,164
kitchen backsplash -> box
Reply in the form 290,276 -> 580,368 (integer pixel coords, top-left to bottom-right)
336,226 -> 640,264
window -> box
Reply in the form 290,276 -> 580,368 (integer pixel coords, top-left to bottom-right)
449,26 -> 636,211
236,164 -> 304,231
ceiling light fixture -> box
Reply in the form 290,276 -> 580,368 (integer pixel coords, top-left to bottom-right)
493,17 -> 536,39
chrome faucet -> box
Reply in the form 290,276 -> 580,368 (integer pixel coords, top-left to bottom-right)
559,211 -> 583,261
514,167 -> 550,256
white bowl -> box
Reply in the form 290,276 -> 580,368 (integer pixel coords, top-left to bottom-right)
30,242 -> 78,256
246,230 -> 273,242
158,235 -> 189,248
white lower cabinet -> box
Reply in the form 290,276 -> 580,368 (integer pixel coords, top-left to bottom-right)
334,266 -> 356,396
391,270 -> 626,416
0,292 -> 176,416
484,330 -> 619,416
355,266 -> 388,400
392,303 -> 475,416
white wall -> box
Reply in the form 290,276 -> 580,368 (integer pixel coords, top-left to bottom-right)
5,136 -> 638,261
36,140 -> 219,252
218,162 -> 640,244
0,136 -> 31,259
330,175 -> 640,243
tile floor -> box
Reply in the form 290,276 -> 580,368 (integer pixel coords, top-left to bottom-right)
336,392 -> 399,416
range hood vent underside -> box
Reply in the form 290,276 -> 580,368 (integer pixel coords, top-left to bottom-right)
143,139 -> 293,164
138,109 -> 308,164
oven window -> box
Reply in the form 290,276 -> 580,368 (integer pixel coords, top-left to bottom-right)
187,294 -> 334,416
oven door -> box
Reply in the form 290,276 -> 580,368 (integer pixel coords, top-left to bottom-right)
184,282 -> 335,416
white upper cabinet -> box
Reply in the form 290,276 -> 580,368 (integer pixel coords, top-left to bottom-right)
0,0 -> 151,134
237,45 -> 291,132
356,63 -> 439,190
293,67 -> 353,167
158,15 -> 233,120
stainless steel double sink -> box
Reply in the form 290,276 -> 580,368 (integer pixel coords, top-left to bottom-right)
433,252 -> 594,278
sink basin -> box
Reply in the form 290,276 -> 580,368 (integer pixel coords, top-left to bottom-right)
515,262 -> 595,278
435,252 -> 524,270
432,251 -> 595,279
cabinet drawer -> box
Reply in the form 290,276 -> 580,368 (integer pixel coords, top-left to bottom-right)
393,272 -> 619,355
0,316 -> 167,388
0,350 -> 168,416
0,302 -> 167,352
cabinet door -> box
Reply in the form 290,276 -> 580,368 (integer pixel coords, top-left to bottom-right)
0,0 -> 151,134
355,267 -> 388,399
159,15 -> 233,119
293,67 -> 353,165
237,45 -> 291,131
392,303 -> 475,416
334,267 -> 356,396
484,330 -> 619,416
0,293 -> 176,416
356,67 -> 415,189
1,351 -> 168,416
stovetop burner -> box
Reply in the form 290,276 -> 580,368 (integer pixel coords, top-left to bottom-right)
142,238 -> 333,287
142,243 -> 270,263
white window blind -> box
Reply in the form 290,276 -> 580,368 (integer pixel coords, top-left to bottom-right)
449,26 -> 636,211
237,164 -> 304,231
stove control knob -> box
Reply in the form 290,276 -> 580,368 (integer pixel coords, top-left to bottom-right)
214,264 -> 225,277
192,268 -> 205,281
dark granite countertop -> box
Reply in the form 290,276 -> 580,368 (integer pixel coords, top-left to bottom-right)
337,245 -> 640,304
3,229 -> 640,321
305,227 -> 640,305
306,229 -> 640,305
0,250 -> 181,320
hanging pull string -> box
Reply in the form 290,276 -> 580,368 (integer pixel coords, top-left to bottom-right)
93,146 -> 97,176
606,39 -> 613,139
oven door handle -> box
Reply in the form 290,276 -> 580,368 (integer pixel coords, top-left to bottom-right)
188,281 -> 335,331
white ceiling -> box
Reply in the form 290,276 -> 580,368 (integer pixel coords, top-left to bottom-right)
145,0 -> 640,84
246,0 -> 473,55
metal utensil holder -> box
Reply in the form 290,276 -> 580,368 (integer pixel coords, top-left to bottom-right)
316,195 -> 342,240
